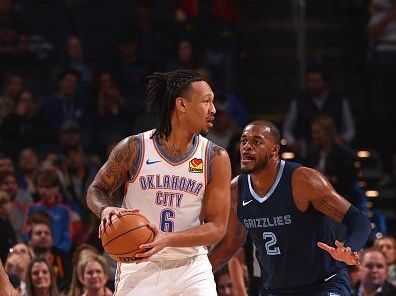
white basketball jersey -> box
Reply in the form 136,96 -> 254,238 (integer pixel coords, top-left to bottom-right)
123,130 -> 211,260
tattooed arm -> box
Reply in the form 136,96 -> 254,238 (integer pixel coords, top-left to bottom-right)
86,136 -> 140,233
291,167 -> 351,222
209,176 -> 247,272
292,167 -> 370,266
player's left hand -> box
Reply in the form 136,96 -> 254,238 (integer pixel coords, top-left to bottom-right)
134,224 -> 169,262
317,240 -> 361,267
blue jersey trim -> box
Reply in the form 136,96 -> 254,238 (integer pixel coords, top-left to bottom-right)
248,160 -> 285,203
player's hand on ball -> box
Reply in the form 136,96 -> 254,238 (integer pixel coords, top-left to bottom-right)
317,240 -> 361,267
99,206 -> 139,238
135,224 -> 169,262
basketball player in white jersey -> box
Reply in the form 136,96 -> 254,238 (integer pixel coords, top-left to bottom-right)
87,69 -> 231,296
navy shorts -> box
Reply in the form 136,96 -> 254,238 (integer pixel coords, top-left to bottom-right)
260,269 -> 351,296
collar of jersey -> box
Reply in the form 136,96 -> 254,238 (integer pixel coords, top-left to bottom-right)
152,132 -> 199,165
248,160 -> 285,203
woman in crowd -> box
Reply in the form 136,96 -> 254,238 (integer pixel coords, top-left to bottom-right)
77,254 -> 112,296
25,257 -> 58,296
67,244 -> 99,296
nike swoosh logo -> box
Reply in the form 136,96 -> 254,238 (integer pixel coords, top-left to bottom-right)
242,200 -> 253,206
324,273 -> 337,282
146,159 -> 161,165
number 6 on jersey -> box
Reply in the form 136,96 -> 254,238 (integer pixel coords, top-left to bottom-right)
160,209 -> 175,232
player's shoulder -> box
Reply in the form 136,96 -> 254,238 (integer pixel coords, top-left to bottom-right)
292,165 -> 329,189
207,141 -> 229,159
109,135 -> 142,162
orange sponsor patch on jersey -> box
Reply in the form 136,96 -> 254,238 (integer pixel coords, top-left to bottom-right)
189,158 -> 203,173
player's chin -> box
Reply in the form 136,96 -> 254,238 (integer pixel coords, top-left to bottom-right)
200,126 -> 210,135
240,163 -> 254,173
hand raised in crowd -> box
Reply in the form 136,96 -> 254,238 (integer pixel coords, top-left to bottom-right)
317,240 -> 361,267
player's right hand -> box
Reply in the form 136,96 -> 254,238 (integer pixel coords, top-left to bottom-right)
99,207 -> 139,238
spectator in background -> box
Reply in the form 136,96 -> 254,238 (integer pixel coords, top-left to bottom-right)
90,81 -> 131,156
66,36 -> 92,84
196,67 -> 249,127
63,146 -> 96,218
0,73 -> 25,123
205,99 -> 240,149
125,0 -> 164,65
25,257 -> 59,296
216,265 -> 237,296
27,168 -> 72,253
40,69 -> 86,138
0,190 -> 17,263
305,115 -> 367,212
374,236 -> 396,285
113,36 -> 148,114
67,244 -> 99,296
5,243 -> 32,295
166,39 -> 201,71
283,65 -> 355,158
367,0 -> 396,174
77,254 -> 112,296
352,248 -> 396,296
0,90 -> 49,156
0,170 -> 32,241
58,120 -> 82,153
26,212 -> 71,292
17,147 -> 39,197
0,154 -> 14,173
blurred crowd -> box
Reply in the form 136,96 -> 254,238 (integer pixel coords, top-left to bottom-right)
0,0 -> 395,295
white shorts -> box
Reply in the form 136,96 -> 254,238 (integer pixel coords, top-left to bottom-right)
114,255 -> 217,296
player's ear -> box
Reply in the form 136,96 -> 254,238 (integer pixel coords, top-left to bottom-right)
175,96 -> 187,113
272,144 -> 280,157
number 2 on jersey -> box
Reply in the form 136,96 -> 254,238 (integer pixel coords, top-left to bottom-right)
160,209 -> 175,232
263,231 -> 281,255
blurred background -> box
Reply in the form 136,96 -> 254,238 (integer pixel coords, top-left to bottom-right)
0,0 -> 395,295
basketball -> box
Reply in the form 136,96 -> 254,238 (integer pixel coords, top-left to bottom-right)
101,212 -> 155,263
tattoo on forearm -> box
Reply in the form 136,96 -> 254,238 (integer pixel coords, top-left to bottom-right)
87,136 -> 139,217
318,197 -> 345,221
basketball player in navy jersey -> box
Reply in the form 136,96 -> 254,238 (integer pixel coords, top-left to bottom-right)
209,120 -> 371,296
87,69 -> 231,296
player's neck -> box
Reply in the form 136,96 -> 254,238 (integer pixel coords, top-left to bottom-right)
158,128 -> 195,159
250,159 -> 280,195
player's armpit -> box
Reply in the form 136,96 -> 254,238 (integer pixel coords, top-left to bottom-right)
87,136 -> 140,217
209,176 -> 247,272
292,167 -> 351,222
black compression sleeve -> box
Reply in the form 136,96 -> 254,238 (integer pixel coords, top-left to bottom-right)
341,205 -> 371,251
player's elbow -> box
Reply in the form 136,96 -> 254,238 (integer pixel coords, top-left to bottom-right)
212,223 -> 228,244
86,185 -> 96,208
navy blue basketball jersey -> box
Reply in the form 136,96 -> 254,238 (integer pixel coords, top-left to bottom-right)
237,160 -> 346,294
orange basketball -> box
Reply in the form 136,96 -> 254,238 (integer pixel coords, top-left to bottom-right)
101,212 -> 155,263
